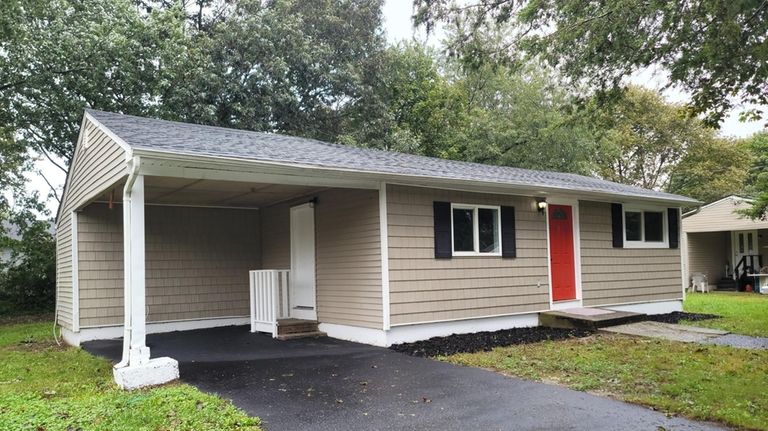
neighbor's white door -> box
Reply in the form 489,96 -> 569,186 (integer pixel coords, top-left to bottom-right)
290,203 -> 317,320
732,229 -> 759,275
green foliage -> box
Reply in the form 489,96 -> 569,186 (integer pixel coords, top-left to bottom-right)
0,320 -> 261,431
587,86 -> 718,190
0,199 -> 55,314
353,43 -> 468,157
741,132 -> 768,219
414,0 -> 768,127
1,0 -> 387,165
458,63 -> 596,175
667,137 -> 751,204
166,0 -> 387,142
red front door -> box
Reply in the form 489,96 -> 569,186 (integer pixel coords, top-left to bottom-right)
548,204 -> 576,301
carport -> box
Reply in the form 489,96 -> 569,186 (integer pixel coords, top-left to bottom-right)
83,326 -> 721,431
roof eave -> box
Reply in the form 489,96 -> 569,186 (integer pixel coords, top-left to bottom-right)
131,147 -> 701,207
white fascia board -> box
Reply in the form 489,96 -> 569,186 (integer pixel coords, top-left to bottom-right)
55,115 -> 89,223
132,148 -> 700,206
83,111 -> 134,154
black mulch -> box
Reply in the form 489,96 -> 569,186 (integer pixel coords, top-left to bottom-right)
646,311 -> 720,324
390,327 -> 593,357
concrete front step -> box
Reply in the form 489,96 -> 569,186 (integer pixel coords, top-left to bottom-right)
539,307 -> 646,330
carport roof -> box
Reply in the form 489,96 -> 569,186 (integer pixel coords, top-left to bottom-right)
85,109 -> 700,205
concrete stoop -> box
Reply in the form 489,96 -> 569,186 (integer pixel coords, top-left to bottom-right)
113,357 -> 180,390
539,307 -> 646,330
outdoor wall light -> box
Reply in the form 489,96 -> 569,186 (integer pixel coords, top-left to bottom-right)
536,198 -> 547,213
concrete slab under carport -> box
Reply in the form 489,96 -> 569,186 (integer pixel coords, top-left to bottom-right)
83,325 -> 726,431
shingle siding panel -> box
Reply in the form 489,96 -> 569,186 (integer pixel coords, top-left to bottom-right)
387,185 -> 550,326
579,201 -> 683,306
77,203 -> 260,327
55,121 -> 128,330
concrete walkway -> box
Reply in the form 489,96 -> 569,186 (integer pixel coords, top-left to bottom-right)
83,326 -> 726,431
603,321 -> 768,349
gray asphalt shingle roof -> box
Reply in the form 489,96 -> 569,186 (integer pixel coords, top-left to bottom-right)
86,109 -> 698,204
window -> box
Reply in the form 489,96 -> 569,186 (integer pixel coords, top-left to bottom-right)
451,204 -> 501,255
623,207 -> 668,248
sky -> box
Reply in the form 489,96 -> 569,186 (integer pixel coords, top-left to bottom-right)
27,0 -> 768,215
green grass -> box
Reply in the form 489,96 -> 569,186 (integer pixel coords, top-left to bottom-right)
0,320 -> 261,431
445,333 -> 768,430
684,292 -> 768,337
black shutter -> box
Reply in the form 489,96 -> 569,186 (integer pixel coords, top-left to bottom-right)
501,206 -> 516,258
433,201 -> 452,258
611,203 -> 623,248
668,208 -> 680,249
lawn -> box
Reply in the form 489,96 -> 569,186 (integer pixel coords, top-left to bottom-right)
446,334 -> 768,430
684,292 -> 768,337
0,319 -> 261,431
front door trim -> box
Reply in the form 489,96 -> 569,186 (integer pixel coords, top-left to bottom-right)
289,202 -> 317,320
545,197 -> 583,310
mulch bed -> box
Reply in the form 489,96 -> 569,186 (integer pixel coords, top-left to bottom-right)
390,327 -> 593,357
646,311 -> 720,324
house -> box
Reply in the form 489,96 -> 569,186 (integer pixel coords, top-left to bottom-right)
56,109 -> 698,388
682,195 -> 768,290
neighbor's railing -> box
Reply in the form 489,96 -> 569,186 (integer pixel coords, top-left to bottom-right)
249,270 -> 290,338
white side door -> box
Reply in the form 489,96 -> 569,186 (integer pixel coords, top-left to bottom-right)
290,203 -> 317,320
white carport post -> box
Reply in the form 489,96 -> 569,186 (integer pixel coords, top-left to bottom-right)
127,174 -> 149,364
113,167 -> 179,390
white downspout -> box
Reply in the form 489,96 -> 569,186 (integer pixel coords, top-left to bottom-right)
115,156 -> 141,369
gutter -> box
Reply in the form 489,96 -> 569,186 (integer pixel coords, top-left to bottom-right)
115,156 -> 141,369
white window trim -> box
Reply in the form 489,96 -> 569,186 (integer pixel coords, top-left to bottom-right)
623,205 -> 669,249
450,203 -> 502,257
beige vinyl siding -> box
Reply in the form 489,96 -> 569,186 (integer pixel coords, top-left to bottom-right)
580,201 -> 682,306
387,185 -> 550,326
686,231 -> 729,283
315,189 -> 383,329
55,215 -> 73,329
56,120 -> 128,330
77,203 -> 260,327
683,197 -> 768,232
260,204 -> 290,269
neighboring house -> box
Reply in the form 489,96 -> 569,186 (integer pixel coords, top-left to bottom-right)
56,109 -> 698,388
682,196 -> 768,290
0,221 -> 19,265
0,221 -> 55,266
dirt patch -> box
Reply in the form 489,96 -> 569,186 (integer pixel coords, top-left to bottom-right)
646,311 -> 719,324
7,339 -> 66,353
390,327 -> 593,357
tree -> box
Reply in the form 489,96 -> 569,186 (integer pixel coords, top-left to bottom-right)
170,0 -> 387,143
457,62 -> 597,175
588,86 -> 717,190
667,138 -> 752,204
338,43 -> 466,155
741,132 -> 768,219
0,196 -> 55,313
414,0 -> 768,127
1,0 -> 195,197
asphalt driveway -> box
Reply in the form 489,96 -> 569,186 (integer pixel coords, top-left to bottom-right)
83,326 -> 725,431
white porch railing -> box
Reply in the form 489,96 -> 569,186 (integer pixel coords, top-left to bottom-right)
249,269 -> 290,337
